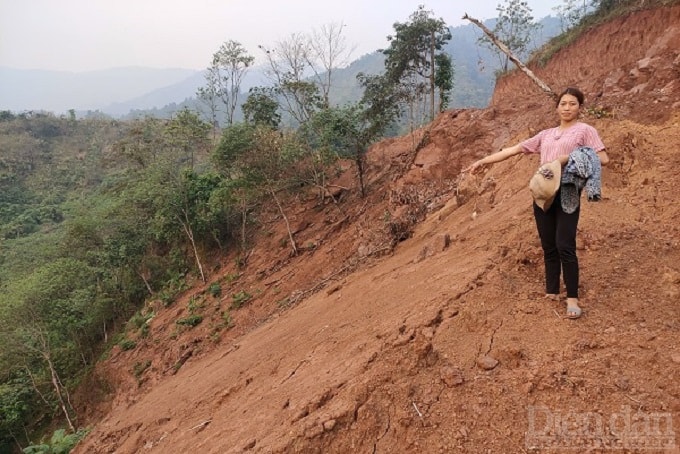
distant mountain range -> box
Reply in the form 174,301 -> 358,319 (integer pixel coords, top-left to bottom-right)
0,17 -> 561,118
0,66 -> 201,113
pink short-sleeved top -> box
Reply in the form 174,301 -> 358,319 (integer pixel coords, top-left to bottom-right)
521,122 -> 605,164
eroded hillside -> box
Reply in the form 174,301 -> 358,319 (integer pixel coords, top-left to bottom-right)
73,5 -> 680,453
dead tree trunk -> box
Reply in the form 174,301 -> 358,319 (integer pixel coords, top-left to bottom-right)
32,329 -> 77,433
429,30 -> 436,122
44,352 -> 76,433
462,13 -> 556,100
178,209 -> 206,283
138,270 -> 154,295
268,186 -> 298,256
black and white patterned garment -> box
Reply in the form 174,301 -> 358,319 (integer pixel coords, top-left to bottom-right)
560,146 -> 602,214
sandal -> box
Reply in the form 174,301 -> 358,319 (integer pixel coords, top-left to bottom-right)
566,299 -> 582,319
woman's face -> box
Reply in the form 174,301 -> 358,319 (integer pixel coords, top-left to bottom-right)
557,93 -> 581,123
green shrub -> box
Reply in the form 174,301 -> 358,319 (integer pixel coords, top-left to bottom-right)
132,360 -> 151,379
159,291 -> 175,307
231,290 -> 252,309
176,315 -> 203,327
221,311 -> 234,328
159,274 -> 190,307
128,310 -> 154,332
208,282 -> 222,297
118,339 -> 137,351
224,272 -> 239,285
22,428 -> 89,454
187,296 -> 204,313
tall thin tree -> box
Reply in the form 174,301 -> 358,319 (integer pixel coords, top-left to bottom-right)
383,6 -> 453,124
201,40 -> 254,126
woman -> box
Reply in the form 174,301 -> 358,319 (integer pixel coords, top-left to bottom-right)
465,87 -> 609,319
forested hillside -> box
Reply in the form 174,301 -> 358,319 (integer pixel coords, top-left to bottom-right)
2,1 -> 676,452
0,110 -> 229,451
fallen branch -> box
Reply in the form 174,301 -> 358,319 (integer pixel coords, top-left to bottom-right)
185,419 -> 212,433
462,13 -> 556,100
412,402 -> 424,419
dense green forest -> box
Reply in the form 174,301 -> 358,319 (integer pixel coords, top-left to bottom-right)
0,111 -> 213,450
0,109 -> 326,452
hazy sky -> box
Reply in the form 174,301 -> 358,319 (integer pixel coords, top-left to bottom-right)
1,0 -> 562,72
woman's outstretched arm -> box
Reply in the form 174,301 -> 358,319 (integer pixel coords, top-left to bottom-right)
464,143 -> 524,173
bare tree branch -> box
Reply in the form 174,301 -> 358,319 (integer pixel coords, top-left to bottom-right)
462,13 -> 556,99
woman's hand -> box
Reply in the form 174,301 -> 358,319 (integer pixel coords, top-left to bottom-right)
597,150 -> 609,166
464,159 -> 485,174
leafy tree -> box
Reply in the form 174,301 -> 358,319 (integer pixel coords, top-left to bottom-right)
196,66 -> 221,138
302,106 -> 367,197
260,34 -> 325,126
0,258 -> 104,435
357,73 -> 405,140
0,376 -> 34,451
242,87 -> 281,128
213,123 -> 303,255
200,40 -> 254,126
479,0 -> 542,73
111,117 -> 166,169
294,116 -> 343,204
60,196 -> 150,303
300,71 -> 403,198
212,123 -> 258,172
383,5 -> 453,124
0,110 -> 15,122
211,123 -> 261,251
164,108 -> 211,170
434,53 -> 454,111
156,170 -> 231,282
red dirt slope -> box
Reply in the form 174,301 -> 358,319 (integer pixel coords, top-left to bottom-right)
73,5 -> 680,453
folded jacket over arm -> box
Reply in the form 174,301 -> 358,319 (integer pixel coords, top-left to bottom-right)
560,146 -> 602,214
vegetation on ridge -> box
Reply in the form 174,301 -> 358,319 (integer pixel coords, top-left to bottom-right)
533,0 -> 680,66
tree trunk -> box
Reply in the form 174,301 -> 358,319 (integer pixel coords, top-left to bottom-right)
430,30 -> 436,122
44,352 -> 76,433
178,209 -> 206,283
462,13 -> 556,100
240,197 -> 248,253
268,187 -> 298,256
25,366 -> 50,406
31,327 -> 77,432
355,148 -> 366,199
138,270 -> 154,295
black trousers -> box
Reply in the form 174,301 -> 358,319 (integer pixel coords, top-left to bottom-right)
533,190 -> 580,298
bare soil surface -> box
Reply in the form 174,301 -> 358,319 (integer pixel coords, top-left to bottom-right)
73,5 -> 680,453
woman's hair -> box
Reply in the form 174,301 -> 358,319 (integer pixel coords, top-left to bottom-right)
556,87 -> 585,106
